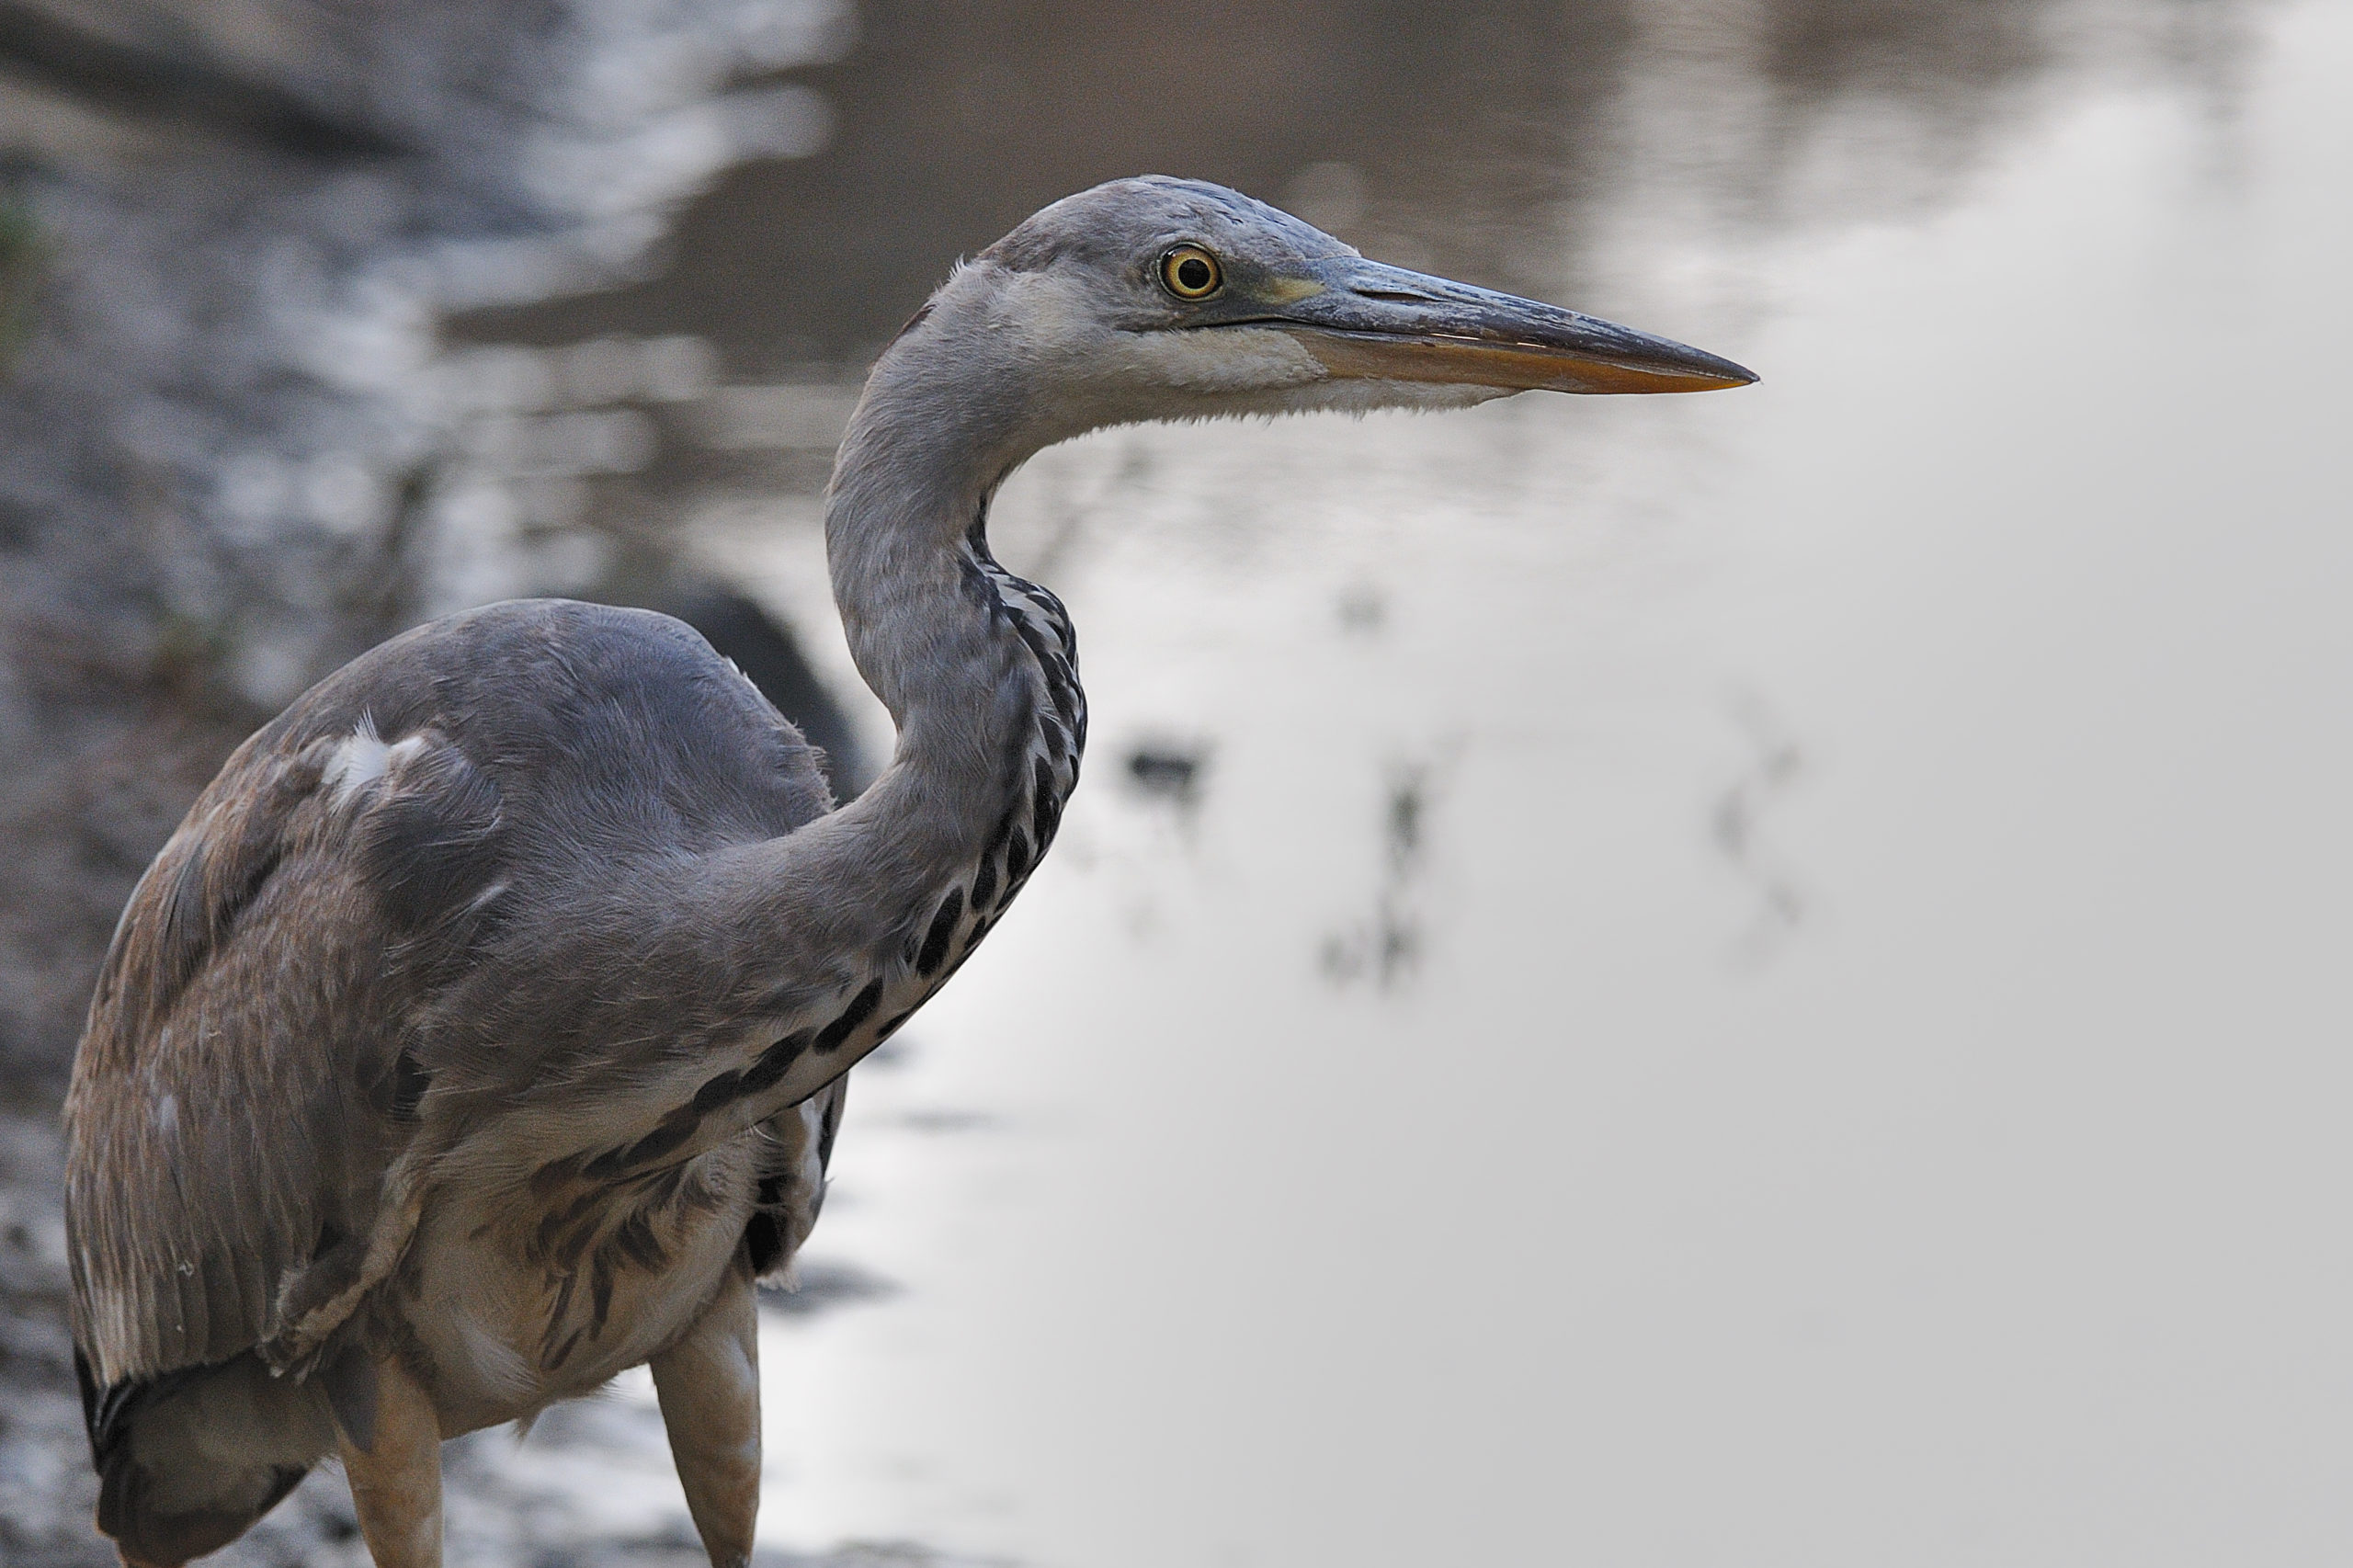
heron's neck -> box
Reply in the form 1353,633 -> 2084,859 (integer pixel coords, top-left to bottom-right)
782,352 -> 1085,974
831,482 -> 1086,861
676,325 -> 1083,1112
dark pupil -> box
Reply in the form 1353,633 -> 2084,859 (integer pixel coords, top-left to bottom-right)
1176,256 -> 1212,291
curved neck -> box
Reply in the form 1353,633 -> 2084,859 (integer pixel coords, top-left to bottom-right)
615,326 -> 1086,1167
693,319 -> 1085,1024
822,332 -> 1086,881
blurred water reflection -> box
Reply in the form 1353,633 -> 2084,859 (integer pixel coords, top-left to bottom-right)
452,2 -> 2353,1565
467,0 -> 2261,364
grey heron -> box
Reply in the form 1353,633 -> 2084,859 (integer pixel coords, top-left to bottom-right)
63,176 -> 1754,1568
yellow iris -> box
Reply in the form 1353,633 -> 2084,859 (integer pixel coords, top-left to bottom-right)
1160,245 -> 1222,300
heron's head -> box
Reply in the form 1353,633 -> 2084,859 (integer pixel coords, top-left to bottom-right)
866,176 -> 1755,470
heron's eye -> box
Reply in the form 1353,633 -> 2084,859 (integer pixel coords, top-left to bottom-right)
1160,246 -> 1222,301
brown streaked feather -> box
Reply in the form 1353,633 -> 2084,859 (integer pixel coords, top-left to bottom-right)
65,600 -> 838,1396
67,732 -> 436,1386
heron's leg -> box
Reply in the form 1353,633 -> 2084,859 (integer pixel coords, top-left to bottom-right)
325,1350 -> 444,1568
651,1262 -> 763,1568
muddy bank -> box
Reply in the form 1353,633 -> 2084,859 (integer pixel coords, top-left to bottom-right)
0,0 -> 854,1097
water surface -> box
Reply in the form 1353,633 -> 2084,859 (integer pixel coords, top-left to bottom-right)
484,3 -> 2353,1562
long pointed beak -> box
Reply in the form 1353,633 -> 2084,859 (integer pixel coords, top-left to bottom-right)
1251,256 -> 1756,395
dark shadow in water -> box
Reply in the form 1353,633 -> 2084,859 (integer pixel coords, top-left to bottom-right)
1713,690 -> 1809,963
1124,743 -> 1207,812
766,1256 -> 899,1318
1322,760 -> 1435,991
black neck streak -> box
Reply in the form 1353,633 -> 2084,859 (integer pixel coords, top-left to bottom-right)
574,506 -> 1088,1191
929,506 -> 1085,955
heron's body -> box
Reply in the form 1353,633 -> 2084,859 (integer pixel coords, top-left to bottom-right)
68,576 -> 1077,1561
63,176 -> 1750,1567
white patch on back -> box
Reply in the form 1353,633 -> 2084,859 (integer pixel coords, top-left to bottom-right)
325,719 -> 389,802
326,719 -> 430,804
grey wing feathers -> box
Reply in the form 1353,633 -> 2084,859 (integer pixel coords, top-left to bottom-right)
64,597 -> 836,1389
